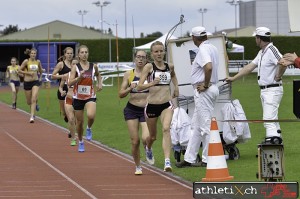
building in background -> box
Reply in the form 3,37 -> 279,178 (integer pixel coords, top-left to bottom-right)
240,0 -> 300,36
0,20 -> 115,41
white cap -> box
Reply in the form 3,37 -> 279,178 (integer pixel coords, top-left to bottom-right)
190,26 -> 207,36
252,27 -> 271,37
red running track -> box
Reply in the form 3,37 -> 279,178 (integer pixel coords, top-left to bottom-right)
0,100 -> 194,199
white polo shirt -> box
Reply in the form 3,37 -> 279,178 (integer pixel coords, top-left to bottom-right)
252,43 -> 282,86
190,40 -> 219,85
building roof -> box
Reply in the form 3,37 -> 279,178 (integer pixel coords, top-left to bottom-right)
0,20 -> 115,41
214,26 -> 282,37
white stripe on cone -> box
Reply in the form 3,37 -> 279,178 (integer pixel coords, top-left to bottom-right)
207,156 -> 228,169
209,130 -> 221,144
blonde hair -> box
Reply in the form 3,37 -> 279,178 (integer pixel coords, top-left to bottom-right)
77,45 -> 89,60
24,48 -> 37,56
57,47 -> 74,61
150,41 -> 164,52
77,45 -> 88,54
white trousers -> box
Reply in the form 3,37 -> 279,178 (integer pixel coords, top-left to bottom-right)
260,86 -> 283,138
184,85 -> 219,163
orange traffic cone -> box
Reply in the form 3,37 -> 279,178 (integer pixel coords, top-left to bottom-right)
202,117 -> 234,182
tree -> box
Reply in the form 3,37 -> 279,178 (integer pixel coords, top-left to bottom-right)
2,25 -> 20,35
146,31 -> 163,38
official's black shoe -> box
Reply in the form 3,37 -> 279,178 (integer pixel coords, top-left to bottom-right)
175,160 -> 207,168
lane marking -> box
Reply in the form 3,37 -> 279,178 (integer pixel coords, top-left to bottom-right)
2,129 -> 97,199
2,103 -> 193,191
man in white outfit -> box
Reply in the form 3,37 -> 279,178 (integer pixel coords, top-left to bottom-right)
226,27 -> 286,144
176,26 -> 219,168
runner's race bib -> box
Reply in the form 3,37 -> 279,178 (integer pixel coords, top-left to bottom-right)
155,71 -> 171,85
78,85 -> 91,95
29,64 -> 38,71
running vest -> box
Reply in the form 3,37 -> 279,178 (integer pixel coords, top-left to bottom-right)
148,62 -> 171,86
73,63 -> 96,100
8,65 -> 19,74
128,69 -> 149,93
27,60 -> 39,72
58,61 -> 71,84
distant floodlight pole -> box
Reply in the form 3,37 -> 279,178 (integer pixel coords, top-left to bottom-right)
78,10 -> 88,27
198,8 -> 207,26
93,1 -> 111,33
124,0 -> 127,38
226,0 -> 241,37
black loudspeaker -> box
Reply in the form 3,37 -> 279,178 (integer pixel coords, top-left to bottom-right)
293,80 -> 300,118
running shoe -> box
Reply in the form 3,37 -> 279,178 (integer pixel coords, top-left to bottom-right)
78,142 -> 85,152
29,116 -> 34,123
70,139 -> 77,146
86,128 -> 92,141
164,159 -> 172,172
12,103 -> 16,109
145,147 -> 155,165
36,104 -> 40,111
68,132 -> 72,138
134,166 -> 143,175
64,115 -> 68,123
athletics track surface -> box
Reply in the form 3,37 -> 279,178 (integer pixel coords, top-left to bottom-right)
0,95 -> 194,199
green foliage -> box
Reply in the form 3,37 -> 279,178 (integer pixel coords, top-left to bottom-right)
1,25 -> 20,35
228,36 -> 300,60
145,31 -> 163,38
74,38 -> 155,62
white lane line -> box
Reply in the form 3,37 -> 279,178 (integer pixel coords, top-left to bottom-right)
8,104 -> 193,191
88,141 -> 193,190
2,129 -> 98,199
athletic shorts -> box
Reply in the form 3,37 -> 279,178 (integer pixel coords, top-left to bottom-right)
65,96 -> 73,105
57,84 -> 68,100
123,102 -> 145,122
145,101 -> 174,118
73,98 -> 96,111
23,80 -> 41,91
10,80 -> 20,87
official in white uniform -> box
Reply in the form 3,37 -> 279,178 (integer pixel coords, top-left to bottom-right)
176,26 -> 219,168
226,27 -> 286,142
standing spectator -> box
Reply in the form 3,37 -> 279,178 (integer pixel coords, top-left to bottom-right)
59,58 -> 78,146
19,48 -> 44,123
176,26 -> 219,168
119,50 -> 150,175
226,27 -> 286,144
52,47 -> 74,123
136,41 -> 179,172
68,45 -> 102,152
6,57 -> 22,109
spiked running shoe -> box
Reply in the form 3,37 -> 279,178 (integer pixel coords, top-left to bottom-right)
64,115 -> 68,123
78,142 -> 85,152
29,116 -> 35,123
86,128 -> 92,141
134,166 -> 143,175
70,139 -> 77,146
146,147 -> 155,165
164,160 -> 172,172
36,104 -> 40,111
